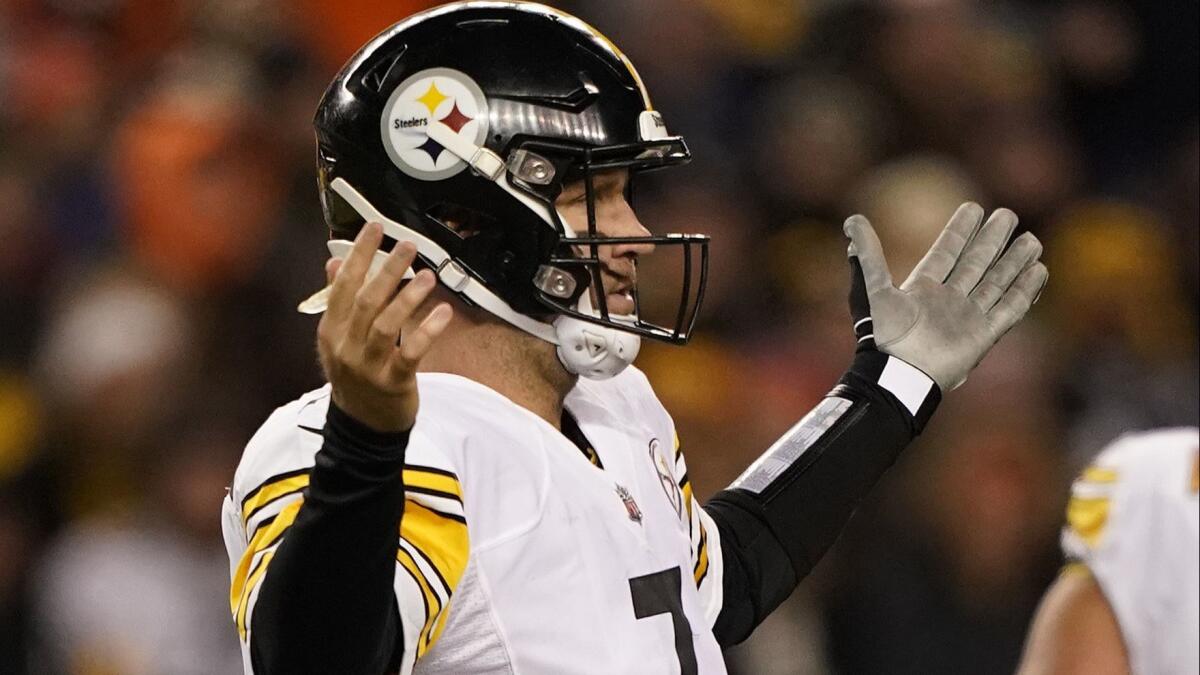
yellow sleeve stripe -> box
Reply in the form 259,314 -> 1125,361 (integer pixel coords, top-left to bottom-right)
403,465 -> 463,503
674,434 -> 695,523
1066,496 -> 1110,548
231,499 -> 304,638
693,520 -> 710,586
241,471 -> 310,525
1190,450 -> 1198,494
397,547 -> 442,658
229,468 -> 468,649
681,481 -> 695,522
240,465 -> 460,527
397,498 -> 470,655
402,499 -> 469,592
1080,466 -> 1119,484
235,550 -> 275,641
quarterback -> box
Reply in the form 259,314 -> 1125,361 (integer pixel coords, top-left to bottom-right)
1018,428 -> 1200,675
221,3 -> 1049,674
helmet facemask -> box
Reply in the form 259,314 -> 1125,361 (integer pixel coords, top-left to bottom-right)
508,136 -> 710,345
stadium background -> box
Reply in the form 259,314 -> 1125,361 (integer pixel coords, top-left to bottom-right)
0,0 -> 1195,673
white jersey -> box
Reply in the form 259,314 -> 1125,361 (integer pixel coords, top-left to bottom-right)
222,366 -> 727,674
1062,427 -> 1200,675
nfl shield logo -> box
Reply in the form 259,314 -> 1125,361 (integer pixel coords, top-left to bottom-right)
615,484 -> 643,523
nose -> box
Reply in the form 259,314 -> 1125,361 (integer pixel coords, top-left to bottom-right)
603,202 -> 656,260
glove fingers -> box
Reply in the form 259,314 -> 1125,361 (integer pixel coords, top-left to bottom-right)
987,261 -> 1048,339
903,202 -> 985,287
969,231 -> 1042,312
945,208 -> 1018,294
844,214 -> 894,293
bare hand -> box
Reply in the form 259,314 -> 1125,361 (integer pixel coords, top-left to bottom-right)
317,223 -> 453,432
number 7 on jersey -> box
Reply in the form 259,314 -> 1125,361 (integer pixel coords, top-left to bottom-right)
629,567 -> 698,675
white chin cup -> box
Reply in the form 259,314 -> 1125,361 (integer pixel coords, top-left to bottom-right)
553,295 -> 641,380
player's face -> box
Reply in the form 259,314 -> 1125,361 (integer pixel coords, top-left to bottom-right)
556,169 -> 653,316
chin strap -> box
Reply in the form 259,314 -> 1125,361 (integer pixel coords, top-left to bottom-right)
324,178 -> 559,344
425,121 -> 506,181
553,294 -> 641,380
296,240 -> 414,315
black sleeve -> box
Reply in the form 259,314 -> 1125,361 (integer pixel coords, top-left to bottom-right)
251,402 -> 410,675
704,349 -> 941,646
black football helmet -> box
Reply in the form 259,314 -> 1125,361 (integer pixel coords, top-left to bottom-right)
310,1 -> 709,377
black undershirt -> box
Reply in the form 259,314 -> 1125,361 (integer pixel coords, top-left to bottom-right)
561,408 -> 604,469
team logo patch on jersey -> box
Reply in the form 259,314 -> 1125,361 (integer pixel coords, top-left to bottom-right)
380,67 -> 489,181
649,438 -> 683,519
615,484 -> 643,523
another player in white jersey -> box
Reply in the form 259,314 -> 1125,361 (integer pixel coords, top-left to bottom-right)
222,3 -> 1048,673
1018,428 -> 1200,675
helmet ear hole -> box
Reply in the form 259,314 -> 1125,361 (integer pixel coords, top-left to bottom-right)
427,203 -> 527,286
426,203 -> 496,241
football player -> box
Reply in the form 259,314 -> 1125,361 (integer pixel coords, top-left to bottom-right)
221,3 -> 1048,673
1017,428 -> 1199,675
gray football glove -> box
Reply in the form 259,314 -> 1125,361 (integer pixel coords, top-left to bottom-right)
844,202 -> 1048,392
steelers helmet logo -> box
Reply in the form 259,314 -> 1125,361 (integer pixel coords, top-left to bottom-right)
380,68 -> 490,181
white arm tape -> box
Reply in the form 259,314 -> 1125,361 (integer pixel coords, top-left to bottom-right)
876,356 -> 934,417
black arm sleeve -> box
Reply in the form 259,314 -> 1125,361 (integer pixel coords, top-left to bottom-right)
251,402 -> 410,675
705,349 -> 941,646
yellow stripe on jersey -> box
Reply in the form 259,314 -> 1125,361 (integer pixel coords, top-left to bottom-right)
674,434 -> 695,523
684,428 -> 708,587
231,499 -> 304,639
1066,496 -> 1111,548
582,444 -> 603,469
397,546 -> 443,657
680,481 -> 694,519
403,466 -> 463,502
693,519 -> 710,586
1190,450 -> 1198,494
236,550 -> 275,641
241,472 -> 310,526
229,466 -> 468,648
399,498 -> 470,653
402,500 -> 469,588
1080,466 -> 1119,484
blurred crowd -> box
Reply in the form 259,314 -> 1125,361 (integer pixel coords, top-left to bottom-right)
0,0 -> 1195,673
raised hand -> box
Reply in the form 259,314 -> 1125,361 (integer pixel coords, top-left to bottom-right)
844,203 -> 1048,392
317,223 -> 453,432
